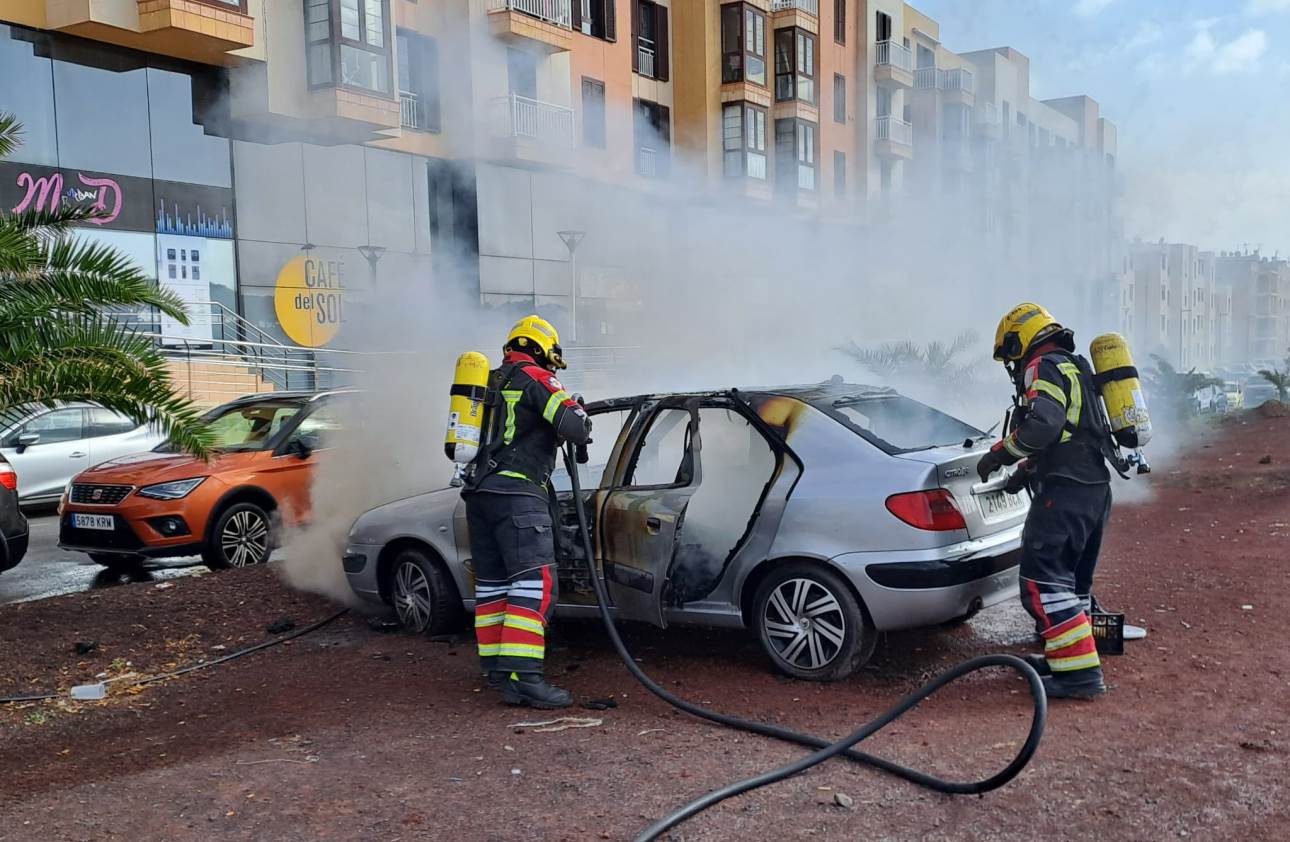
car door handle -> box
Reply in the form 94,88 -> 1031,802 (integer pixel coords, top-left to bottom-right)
645,516 -> 662,534
69,452 -> 86,458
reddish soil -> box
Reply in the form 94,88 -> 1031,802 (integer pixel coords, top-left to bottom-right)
1,413 -> 1288,842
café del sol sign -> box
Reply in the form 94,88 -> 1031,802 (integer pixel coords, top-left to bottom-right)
274,254 -> 344,348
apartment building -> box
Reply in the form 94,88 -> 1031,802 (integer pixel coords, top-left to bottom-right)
1126,240 -> 1226,371
1,0 -> 1125,359
1216,252 -> 1290,365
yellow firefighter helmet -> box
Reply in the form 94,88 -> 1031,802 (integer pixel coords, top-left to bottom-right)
506,315 -> 566,370
992,302 -> 1070,362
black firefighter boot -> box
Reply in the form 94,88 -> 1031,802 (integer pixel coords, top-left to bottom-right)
485,671 -> 507,691
1041,666 -> 1106,700
1022,653 -> 1051,676
503,671 -> 573,709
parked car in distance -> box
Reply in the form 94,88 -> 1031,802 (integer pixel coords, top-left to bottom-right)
59,391 -> 347,571
1243,381 -> 1279,408
343,382 -> 1028,681
0,453 -> 30,573
1222,381 -> 1244,412
0,403 -> 166,505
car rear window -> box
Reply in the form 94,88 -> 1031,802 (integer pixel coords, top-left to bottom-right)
824,396 -> 984,455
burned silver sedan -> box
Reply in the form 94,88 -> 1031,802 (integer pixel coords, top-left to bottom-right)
342,383 -> 1028,681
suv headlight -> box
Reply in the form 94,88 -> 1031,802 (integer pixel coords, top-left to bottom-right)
137,477 -> 207,500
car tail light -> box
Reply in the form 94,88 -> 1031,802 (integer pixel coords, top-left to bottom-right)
885,490 -> 967,532
0,462 -> 15,492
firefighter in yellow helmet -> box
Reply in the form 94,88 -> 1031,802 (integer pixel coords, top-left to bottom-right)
462,316 -> 592,708
976,303 -> 1113,699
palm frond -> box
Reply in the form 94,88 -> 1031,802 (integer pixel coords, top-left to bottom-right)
0,113 -> 19,159
0,204 -> 106,240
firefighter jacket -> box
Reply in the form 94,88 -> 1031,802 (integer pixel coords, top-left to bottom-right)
464,350 -> 592,500
995,346 -> 1111,486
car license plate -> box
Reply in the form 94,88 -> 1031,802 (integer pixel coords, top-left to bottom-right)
72,513 -> 115,531
979,490 -> 1026,520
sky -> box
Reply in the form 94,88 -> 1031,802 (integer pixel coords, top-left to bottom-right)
913,0 -> 1290,257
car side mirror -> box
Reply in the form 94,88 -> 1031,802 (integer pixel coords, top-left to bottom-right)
290,432 -> 320,459
16,432 -> 39,452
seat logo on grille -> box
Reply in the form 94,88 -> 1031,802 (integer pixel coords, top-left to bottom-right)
91,488 -> 103,501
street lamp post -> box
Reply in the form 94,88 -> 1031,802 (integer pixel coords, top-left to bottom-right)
556,230 -> 585,344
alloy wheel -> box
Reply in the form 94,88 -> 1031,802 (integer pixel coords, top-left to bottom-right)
393,560 -> 433,632
221,509 -> 270,567
762,577 -> 848,672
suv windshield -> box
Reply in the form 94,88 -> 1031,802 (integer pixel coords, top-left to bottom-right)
155,399 -> 305,453
826,395 -> 984,455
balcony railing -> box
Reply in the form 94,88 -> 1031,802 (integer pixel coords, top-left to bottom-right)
399,91 -> 419,129
770,0 -> 819,14
875,40 -> 913,72
487,0 -> 573,29
637,146 -> 658,177
940,67 -> 974,94
875,115 -> 913,146
499,93 -> 575,147
637,40 -> 656,78
747,152 -> 767,180
914,66 -> 937,89
797,164 -> 815,191
977,101 -> 999,124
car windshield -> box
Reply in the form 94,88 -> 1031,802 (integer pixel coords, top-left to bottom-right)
827,395 -> 985,455
155,399 -> 304,453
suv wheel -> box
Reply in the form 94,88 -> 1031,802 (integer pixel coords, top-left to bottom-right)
752,562 -> 876,681
203,503 -> 272,570
390,547 -> 463,636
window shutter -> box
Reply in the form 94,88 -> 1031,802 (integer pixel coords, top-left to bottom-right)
631,0 -> 639,72
605,0 -> 616,41
655,4 -> 669,81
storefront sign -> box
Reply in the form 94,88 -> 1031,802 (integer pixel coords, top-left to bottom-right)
0,162 -> 234,238
273,255 -> 345,348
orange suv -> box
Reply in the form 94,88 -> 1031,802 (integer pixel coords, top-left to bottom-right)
59,391 -> 345,571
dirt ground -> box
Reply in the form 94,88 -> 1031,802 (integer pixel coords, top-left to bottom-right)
1,410 -> 1288,842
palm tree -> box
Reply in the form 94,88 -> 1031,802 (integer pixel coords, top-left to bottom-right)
0,114 -> 212,456
837,330 -> 984,405
1258,367 -> 1289,403
1146,355 -> 1221,420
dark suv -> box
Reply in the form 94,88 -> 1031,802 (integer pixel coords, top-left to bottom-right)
0,453 -> 30,573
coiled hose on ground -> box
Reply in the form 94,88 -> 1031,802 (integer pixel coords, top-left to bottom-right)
560,444 -> 1047,842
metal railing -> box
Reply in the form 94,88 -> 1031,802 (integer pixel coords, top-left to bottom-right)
400,91 -> 419,129
747,151 -> 767,180
875,40 -> 912,72
797,164 -> 816,191
498,93 -> 575,147
914,66 -> 937,89
637,146 -> 658,177
940,67 -> 974,94
637,40 -> 656,78
875,115 -> 913,146
486,0 -> 572,29
770,0 -> 819,14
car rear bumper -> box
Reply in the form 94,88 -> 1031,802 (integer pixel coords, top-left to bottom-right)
1,524 -> 29,571
834,528 -> 1023,631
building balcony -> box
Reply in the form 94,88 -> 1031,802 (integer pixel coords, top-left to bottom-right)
399,91 -> 420,130
874,115 -> 913,159
489,93 -> 576,167
874,40 -> 913,88
769,0 -> 819,33
487,0 -> 574,52
43,0 -> 254,65
974,101 -> 1003,139
914,66 -> 938,90
939,67 -> 975,106
770,0 -> 819,14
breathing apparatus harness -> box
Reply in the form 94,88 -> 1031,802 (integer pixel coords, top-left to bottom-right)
558,443 -> 1049,841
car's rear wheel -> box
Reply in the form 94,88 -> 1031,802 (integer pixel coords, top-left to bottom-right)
89,552 -> 144,572
389,547 -> 463,636
752,561 -> 876,681
202,503 -> 272,570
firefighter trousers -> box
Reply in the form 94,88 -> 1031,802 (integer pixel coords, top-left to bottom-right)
465,490 -> 559,676
1019,480 -> 1112,676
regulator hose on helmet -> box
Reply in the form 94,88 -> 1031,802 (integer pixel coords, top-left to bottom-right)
559,443 -> 1047,842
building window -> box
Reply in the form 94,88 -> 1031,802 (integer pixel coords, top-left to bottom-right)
304,0 -> 392,94
833,74 -> 845,123
633,0 -> 670,81
575,0 -> 617,40
834,0 -> 845,44
875,10 -> 892,42
774,28 -> 815,103
634,98 -> 671,177
582,77 -> 607,148
774,117 -> 815,193
721,4 -> 766,86
833,150 -> 845,197
396,30 -> 440,131
722,103 -> 767,180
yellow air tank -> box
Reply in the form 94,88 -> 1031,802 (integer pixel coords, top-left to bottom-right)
445,351 -> 491,464
1090,333 -> 1152,449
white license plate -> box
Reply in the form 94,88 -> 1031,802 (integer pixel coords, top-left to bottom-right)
72,513 -> 115,531
978,490 -> 1026,520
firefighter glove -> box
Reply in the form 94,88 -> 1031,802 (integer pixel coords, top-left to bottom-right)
1003,460 -> 1031,495
976,447 -> 1009,483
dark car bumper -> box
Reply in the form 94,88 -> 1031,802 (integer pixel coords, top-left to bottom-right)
1,524 -> 29,571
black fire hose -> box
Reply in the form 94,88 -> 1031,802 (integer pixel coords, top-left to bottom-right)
560,444 -> 1047,842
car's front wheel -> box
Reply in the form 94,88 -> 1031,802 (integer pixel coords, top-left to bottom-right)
202,503 -> 272,570
752,561 -> 876,681
388,547 -> 463,636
